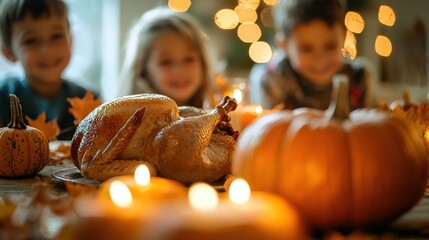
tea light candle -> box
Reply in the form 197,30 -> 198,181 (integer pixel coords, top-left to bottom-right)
63,181 -> 154,240
240,104 -> 266,129
99,164 -> 187,203
230,104 -> 268,131
140,179 -> 308,240
59,165 -> 187,240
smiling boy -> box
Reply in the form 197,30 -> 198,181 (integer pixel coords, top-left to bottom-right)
0,0 -> 95,139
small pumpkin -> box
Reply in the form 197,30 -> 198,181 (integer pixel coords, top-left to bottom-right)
232,75 -> 428,230
0,94 -> 49,178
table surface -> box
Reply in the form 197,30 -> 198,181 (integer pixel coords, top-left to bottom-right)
1,147 -> 429,239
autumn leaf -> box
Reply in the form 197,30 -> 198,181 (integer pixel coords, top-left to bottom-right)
67,91 -> 102,125
26,113 -> 60,141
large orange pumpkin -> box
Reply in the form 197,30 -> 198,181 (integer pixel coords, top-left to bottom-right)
0,94 -> 49,178
232,75 -> 428,230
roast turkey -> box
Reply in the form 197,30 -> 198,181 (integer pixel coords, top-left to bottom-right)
70,94 -> 238,184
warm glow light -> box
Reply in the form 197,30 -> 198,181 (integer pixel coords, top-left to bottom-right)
344,11 -> 364,34
188,182 -> 218,211
215,9 -> 239,30
375,35 -> 392,57
260,7 -> 273,28
255,105 -> 263,114
110,181 -> 133,208
238,0 -> 260,10
134,164 -> 150,186
342,30 -> 357,60
234,5 -> 257,23
229,178 -> 251,204
249,41 -> 272,63
378,5 -> 395,26
168,0 -> 191,12
263,0 -> 277,6
233,88 -> 243,104
237,23 -> 261,43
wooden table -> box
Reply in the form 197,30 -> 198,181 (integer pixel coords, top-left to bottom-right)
1,147 -> 429,239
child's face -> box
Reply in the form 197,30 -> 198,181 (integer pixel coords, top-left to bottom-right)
4,13 -> 71,84
282,20 -> 344,85
146,30 -> 203,105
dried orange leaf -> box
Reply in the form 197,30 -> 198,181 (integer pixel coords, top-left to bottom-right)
67,91 -> 102,125
26,113 -> 60,141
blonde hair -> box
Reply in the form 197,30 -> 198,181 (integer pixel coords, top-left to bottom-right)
118,7 -> 215,108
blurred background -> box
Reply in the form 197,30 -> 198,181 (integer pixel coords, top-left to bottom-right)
0,0 -> 428,103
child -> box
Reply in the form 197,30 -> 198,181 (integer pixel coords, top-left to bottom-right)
118,7 -> 217,109
0,0 -> 96,140
250,0 -> 375,110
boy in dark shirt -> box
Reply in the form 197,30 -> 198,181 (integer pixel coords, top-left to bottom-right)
0,0 -> 97,140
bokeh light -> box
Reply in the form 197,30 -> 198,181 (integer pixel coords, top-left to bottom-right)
378,5 -> 395,26
263,0 -> 277,6
260,7 -> 274,28
238,0 -> 260,10
234,5 -> 257,23
345,11 -> 364,34
168,0 -> 191,12
249,41 -> 272,63
375,35 -> 392,57
215,9 -> 240,30
237,23 -> 261,43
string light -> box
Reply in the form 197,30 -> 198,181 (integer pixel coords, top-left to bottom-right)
237,23 -> 261,43
375,35 -> 392,57
215,9 -> 240,30
345,11 -> 365,34
168,0 -> 191,12
249,41 -> 272,63
378,5 -> 395,26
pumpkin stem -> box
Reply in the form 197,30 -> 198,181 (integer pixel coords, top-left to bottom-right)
7,94 -> 27,129
325,74 -> 350,121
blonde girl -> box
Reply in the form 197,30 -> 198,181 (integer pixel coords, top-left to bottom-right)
118,7 -> 216,109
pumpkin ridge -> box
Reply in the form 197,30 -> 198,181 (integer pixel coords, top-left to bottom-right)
28,133 -> 37,176
11,133 -> 16,177
344,125 -> 356,228
0,131 -> 7,176
33,131 -> 44,174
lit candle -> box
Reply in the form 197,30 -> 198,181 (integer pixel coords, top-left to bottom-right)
188,182 -> 219,212
139,179 -> 309,240
64,181 -> 152,240
240,104 -> 266,129
58,165 -> 187,239
99,164 -> 187,203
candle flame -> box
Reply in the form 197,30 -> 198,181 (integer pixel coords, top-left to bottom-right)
255,105 -> 263,114
229,178 -> 251,204
233,88 -> 243,104
134,164 -> 150,186
188,182 -> 218,211
342,30 -> 357,60
109,181 -> 133,208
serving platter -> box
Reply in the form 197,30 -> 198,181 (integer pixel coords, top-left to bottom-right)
52,167 -> 101,195
52,167 -> 226,195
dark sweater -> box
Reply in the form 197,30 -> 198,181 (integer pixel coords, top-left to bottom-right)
0,77 -> 91,140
